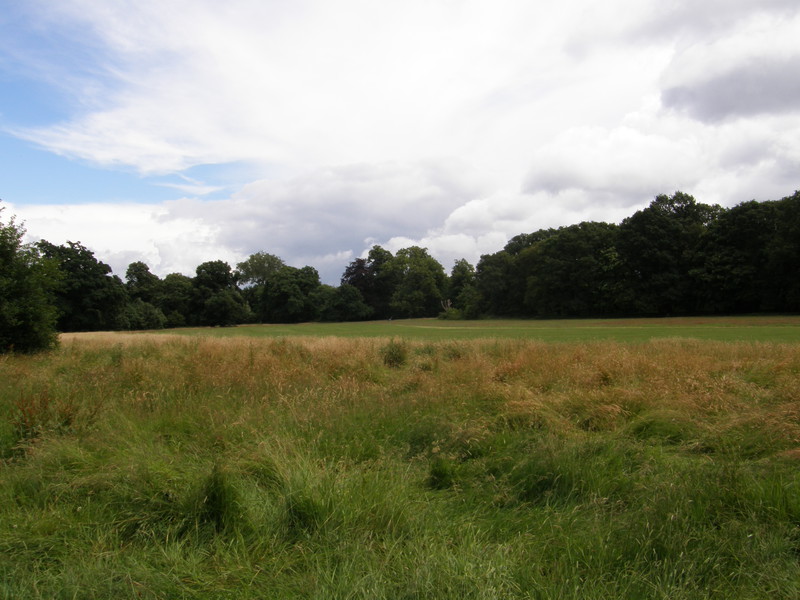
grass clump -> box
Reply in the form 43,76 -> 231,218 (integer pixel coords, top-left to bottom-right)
2,333 -> 800,597
380,337 -> 408,368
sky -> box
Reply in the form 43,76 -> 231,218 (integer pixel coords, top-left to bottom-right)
1,0 -> 799,284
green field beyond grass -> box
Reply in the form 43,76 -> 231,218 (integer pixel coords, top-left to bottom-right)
160,315 -> 800,343
2,321 -> 800,598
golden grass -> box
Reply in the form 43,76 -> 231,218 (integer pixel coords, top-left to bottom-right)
4,333 -> 800,598
7,334 -> 800,457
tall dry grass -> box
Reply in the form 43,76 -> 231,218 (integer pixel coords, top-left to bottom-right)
2,334 -> 800,598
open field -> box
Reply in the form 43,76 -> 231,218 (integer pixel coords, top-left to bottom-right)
144,315 -> 800,343
3,324 -> 800,598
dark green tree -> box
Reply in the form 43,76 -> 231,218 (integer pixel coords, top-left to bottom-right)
447,258 -> 476,310
315,284 -> 373,322
521,222 -> 621,317
156,273 -> 194,327
237,251 -> 286,309
38,240 -> 128,331
237,252 -> 286,287
0,208 -> 60,352
699,192 -> 800,313
123,298 -> 167,330
192,260 -> 250,326
389,246 -> 447,318
125,261 -> 162,305
762,192 -> 800,311
696,201 -> 771,313
202,290 -> 249,327
503,229 -> 558,255
260,265 -> 321,323
194,260 -> 238,293
616,192 -> 720,315
341,246 -> 400,319
474,250 -> 516,315
123,261 -> 166,329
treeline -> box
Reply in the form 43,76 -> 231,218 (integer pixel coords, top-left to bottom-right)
467,191 -> 800,318
343,190 -> 800,319
2,190 -> 800,351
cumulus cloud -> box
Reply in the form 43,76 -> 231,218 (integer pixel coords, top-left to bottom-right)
658,12 -> 800,122
11,159 -> 488,283
12,0 -> 570,177
630,0 -> 800,41
159,159 -> 487,281
4,0 -> 800,285
663,55 -> 800,122
9,201 -> 241,278
523,125 -> 704,202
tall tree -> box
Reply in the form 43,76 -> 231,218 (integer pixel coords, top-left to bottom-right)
157,273 -> 194,327
192,260 -> 250,326
315,283 -> 373,322
0,208 -> 60,352
260,265 -> 321,323
125,261 -> 162,305
448,259 -> 475,303
474,251 -> 516,315
762,192 -> 800,311
123,261 -> 166,329
341,246 -> 400,319
503,229 -> 558,255
697,201 -> 772,313
237,252 -> 285,287
616,192 -> 720,315
236,251 -> 286,310
389,246 -> 447,318
520,222 -> 621,317
699,191 -> 800,313
38,240 -> 128,331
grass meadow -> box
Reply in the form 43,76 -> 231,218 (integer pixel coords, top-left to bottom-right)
158,315 -> 800,343
2,317 -> 800,598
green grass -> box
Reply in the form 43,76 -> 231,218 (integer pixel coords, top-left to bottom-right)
150,315 -> 800,343
3,332 -> 800,598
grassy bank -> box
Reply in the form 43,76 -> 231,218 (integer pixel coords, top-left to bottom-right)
2,333 -> 800,598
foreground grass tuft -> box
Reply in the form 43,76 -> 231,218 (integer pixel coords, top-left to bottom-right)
2,333 -> 800,598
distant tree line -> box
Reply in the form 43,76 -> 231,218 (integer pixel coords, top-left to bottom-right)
2,190 -> 799,352
465,191 -> 800,318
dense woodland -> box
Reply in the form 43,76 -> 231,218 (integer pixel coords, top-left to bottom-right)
2,190 -> 799,351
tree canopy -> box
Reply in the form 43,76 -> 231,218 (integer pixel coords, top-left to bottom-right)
2,190 -> 799,338
0,207 -> 60,352
38,240 -> 128,332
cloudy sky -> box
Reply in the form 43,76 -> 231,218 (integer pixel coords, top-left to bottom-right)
2,0 -> 799,283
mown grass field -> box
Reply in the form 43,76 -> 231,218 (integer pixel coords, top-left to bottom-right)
2,317 -> 800,598
156,315 -> 800,343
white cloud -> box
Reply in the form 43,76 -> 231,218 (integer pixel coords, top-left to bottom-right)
660,13 -> 800,121
10,201 -> 241,278
524,125 -> 704,202
4,0 -> 800,285
155,175 -> 224,196
15,0 -> 572,176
